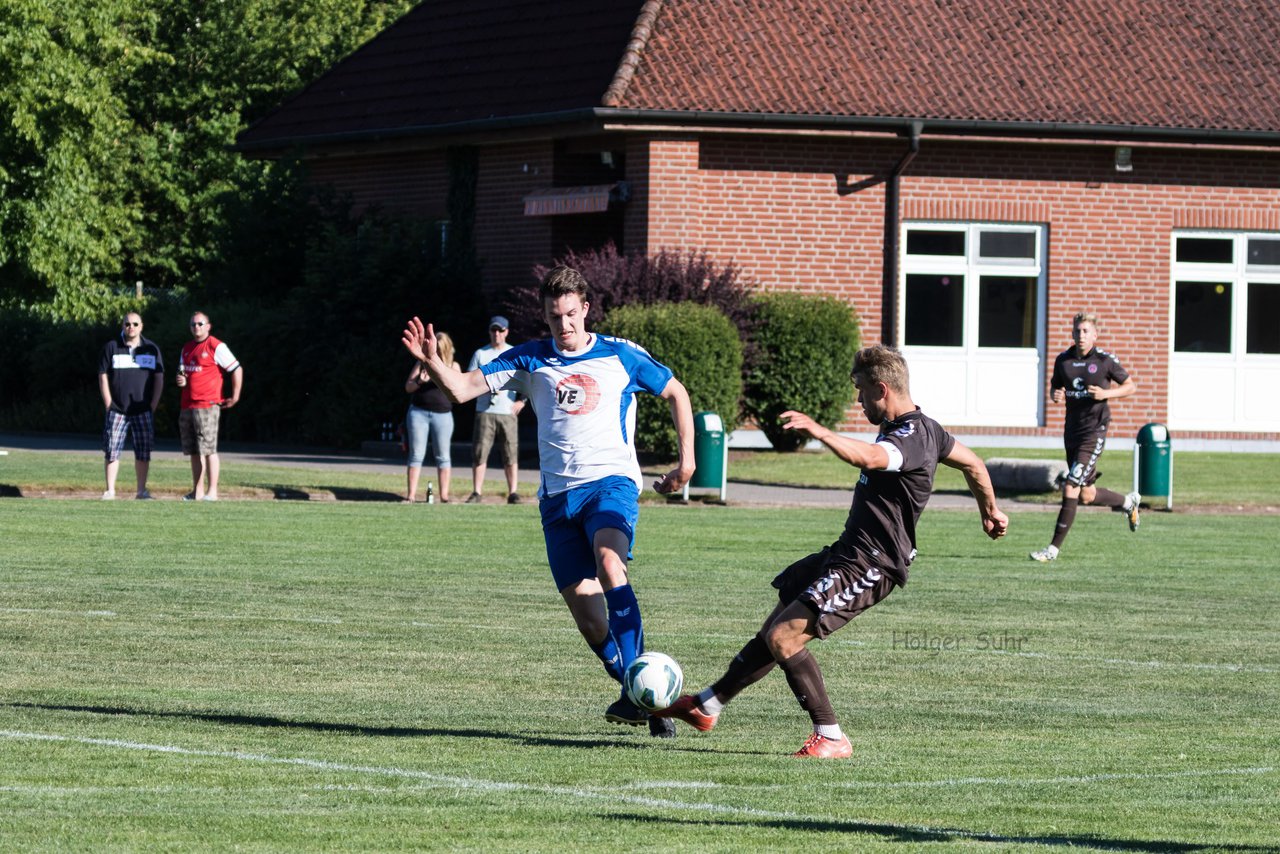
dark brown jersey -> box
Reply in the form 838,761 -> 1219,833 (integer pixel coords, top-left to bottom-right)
1051,346 -> 1130,443
838,409 -> 955,585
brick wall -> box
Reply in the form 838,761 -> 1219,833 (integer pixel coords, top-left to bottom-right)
628,133 -> 1280,440
306,150 -> 450,217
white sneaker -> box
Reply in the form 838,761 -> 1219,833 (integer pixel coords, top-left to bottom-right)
1029,545 -> 1059,562
1124,492 -> 1141,532
102,490 -> 115,500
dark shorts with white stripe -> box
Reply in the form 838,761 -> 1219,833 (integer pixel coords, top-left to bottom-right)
771,540 -> 897,639
1065,426 -> 1107,488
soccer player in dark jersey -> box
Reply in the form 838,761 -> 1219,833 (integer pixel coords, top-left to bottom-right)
654,345 -> 1008,758
1030,312 -> 1140,563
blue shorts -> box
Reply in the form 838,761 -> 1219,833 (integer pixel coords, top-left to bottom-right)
539,476 -> 640,592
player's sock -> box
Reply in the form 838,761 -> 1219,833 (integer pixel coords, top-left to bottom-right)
1050,496 -> 1079,549
696,688 -> 724,716
816,724 -> 845,741
777,647 -> 838,727
1091,487 -> 1126,508
604,584 -> 643,669
710,634 -> 777,705
589,632 -> 625,683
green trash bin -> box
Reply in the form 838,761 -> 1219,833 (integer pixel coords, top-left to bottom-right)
687,411 -> 727,501
1133,422 -> 1172,510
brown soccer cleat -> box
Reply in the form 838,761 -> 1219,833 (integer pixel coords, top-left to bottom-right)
651,695 -> 718,732
793,732 -> 853,759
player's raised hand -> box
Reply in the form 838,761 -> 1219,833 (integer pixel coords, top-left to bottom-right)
779,410 -> 825,441
401,317 -> 436,363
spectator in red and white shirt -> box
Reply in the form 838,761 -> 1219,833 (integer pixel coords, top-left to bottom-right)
175,311 -> 243,501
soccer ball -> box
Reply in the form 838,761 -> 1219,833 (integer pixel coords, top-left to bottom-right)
623,652 -> 684,712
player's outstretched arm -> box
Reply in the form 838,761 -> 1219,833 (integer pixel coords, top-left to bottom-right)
780,410 -> 889,470
400,317 -> 489,404
941,441 -> 1008,540
653,377 -> 695,494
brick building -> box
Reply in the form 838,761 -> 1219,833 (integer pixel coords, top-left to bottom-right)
237,0 -> 1280,446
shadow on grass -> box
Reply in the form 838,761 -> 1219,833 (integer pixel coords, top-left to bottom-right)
246,484 -> 402,502
4,701 -> 766,754
604,814 -> 1278,853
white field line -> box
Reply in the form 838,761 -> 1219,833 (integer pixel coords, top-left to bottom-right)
835,766 -> 1276,790
1,729 -> 1274,843
0,608 -> 117,617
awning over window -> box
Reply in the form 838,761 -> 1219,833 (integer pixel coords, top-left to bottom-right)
523,182 -> 629,217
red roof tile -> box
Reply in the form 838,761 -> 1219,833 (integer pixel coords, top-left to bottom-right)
238,0 -> 1280,150
613,0 -> 1280,134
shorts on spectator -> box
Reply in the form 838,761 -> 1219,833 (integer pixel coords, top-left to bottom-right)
180,407 -> 221,457
473,412 -> 519,467
103,409 -> 155,462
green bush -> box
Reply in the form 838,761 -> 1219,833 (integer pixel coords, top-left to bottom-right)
599,302 -> 743,461
743,292 -> 860,451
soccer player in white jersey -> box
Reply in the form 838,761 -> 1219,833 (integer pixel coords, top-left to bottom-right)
401,266 -> 695,737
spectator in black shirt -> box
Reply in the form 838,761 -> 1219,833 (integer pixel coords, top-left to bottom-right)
97,312 -> 164,499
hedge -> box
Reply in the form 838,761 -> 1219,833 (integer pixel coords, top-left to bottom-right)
599,302 -> 743,461
743,292 -> 860,451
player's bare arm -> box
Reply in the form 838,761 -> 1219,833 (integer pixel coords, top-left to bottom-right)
941,441 -> 1009,540
1086,376 -> 1136,401
652,377 -> 695,494
401,316 -> 488,404
780,410 -> 890,470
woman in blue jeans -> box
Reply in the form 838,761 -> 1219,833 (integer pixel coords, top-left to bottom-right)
404,331 -> 458,503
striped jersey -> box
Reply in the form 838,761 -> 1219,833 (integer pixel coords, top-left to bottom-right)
479,333 -> 673,497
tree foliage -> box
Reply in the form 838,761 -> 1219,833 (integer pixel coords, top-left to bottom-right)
0,0 -> 414,316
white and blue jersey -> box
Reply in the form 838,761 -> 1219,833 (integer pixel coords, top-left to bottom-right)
479,333 -> 673,498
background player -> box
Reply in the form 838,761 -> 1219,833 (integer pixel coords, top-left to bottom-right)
1030,312 -> 1140,563
401,266 -> 694,737
655,345 -> 1007,757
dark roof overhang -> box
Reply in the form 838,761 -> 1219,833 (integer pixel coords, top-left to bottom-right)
235,107 -> 1280,157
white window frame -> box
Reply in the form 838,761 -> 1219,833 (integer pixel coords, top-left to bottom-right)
1169,230 -> 1280,432
899,222 -> 1048,427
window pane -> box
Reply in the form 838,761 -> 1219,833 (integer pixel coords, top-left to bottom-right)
904,274 -> 964,346
906,230 -> 965,256
1174,281 -> 1232,352
1247,238 -> 1280,267
1247,282 -> 1280,354
1176,237 -> 1233,264
978,231 -> 1036,260
978,276 -> 1038,347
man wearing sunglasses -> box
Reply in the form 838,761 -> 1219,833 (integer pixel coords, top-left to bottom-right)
175,311 -> 242,501
98,312 -> 164,499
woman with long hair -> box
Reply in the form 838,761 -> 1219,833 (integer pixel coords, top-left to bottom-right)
403,331 -> 458,503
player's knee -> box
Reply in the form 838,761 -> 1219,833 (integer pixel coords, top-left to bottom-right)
1079,486 -> 1097,504
764,623 -> 803,661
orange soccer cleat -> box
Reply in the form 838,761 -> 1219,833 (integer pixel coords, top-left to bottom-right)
651,695 -> 718,732
793,732 -> 853,759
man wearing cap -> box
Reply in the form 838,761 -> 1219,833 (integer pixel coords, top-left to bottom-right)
465,316 -> 526,503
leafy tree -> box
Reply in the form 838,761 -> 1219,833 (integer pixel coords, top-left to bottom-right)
0,0 -> 414,316
0,2 -> 153,317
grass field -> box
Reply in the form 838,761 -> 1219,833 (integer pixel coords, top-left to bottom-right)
2,498 -> 1277,851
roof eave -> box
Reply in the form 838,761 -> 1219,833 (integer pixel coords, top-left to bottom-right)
234,107 -> 1280,157
594,108 -> 1280,147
